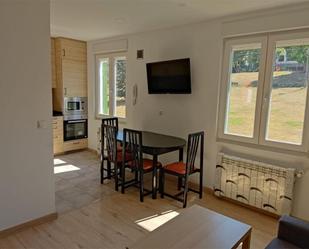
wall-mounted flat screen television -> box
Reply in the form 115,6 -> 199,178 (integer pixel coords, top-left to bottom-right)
146,58 -> 191,94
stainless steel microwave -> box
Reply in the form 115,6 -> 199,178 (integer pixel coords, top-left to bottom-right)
64,97 -> 87,120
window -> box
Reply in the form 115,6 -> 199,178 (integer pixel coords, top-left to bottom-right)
96,53 -> 127,119
114,57 -> 127,118
224,43 -> 262,138
265,41 -> 309,145
98,58 -> 110,116
218,31 -> 309,152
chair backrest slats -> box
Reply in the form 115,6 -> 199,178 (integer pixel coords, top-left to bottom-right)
101,118 -> 119,159
123,129 -> 143,170
186,131 -> 204,174
102,118 -> 119,132
103,124 -> 117,163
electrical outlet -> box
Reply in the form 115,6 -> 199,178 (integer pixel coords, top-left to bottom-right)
137,49 -> 144,59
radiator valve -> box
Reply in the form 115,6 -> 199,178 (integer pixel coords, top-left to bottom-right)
295,170 -> 305,178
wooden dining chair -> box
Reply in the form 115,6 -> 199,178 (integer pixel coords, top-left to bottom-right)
160,131 -> 204,208
103,124 -> 133,191
100,117 -> 120,184
121,128 -> 162,202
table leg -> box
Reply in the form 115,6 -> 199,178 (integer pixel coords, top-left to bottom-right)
107,161 -> 111,179
178,177 -> 183,190
179,147 -> 184,161
178,148 -> 184,190
152,154 -> 158,199
242,230 -> 251,249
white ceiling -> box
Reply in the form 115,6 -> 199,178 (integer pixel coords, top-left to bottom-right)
50,0 -> 309,41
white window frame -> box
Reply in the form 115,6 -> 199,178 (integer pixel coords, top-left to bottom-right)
218,35 -> 268,144
95,52 -> 127,121
218,30 -> 309,152
259,30 -> 309,152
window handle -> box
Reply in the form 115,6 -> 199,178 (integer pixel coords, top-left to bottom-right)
263,96 -> 269,108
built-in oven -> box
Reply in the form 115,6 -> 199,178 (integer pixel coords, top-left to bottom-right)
64,119 -> 88,141
64,97 -> 88,119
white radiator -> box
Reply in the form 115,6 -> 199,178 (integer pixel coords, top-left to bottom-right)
214,153 -> 295,215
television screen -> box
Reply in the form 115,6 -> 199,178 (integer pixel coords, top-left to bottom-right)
146,58 -> 191,94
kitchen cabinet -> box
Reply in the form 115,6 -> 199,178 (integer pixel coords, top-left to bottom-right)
53,116 -> 88,154
58,38 -> 87,61
51,38 -> 56,88
62,59 -> 87,97
63,139 -> 88,152
53,37 -> 87,112
53,116 -> 64,154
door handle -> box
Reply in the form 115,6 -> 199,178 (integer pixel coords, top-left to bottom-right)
263,96 -> 269,108
67,120 -> 86,124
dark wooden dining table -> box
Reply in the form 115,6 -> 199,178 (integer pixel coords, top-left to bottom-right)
117,130 -> 186,199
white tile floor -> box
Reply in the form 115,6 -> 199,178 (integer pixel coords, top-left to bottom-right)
54,150 -> 103,213
54,150 -> 153,214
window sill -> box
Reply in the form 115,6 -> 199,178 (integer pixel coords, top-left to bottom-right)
95,114 -> 127,124
216,136 -> 309,158
118,118 -> 127,124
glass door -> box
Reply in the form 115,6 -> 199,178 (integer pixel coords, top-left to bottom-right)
64,120 -> 88,141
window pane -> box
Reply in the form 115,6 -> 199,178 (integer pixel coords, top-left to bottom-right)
224,44 -> 262,137
266,40 -> 309,145
99,58 -> 109,115
114,57 -> 126,118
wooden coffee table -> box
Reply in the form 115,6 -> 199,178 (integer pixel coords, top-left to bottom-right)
129,205 -> 252,249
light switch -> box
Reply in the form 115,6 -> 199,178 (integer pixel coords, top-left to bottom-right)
37,120 -> 47,129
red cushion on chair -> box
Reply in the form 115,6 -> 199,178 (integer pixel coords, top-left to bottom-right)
117,143 -> 123,151
128,159 -> 162,171
164,162 -> 187,175
115,152 -> 132,163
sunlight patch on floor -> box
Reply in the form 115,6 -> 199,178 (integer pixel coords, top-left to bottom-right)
53,158 -> 67,165
54,164 -> 80,174
135,210 -> 179,232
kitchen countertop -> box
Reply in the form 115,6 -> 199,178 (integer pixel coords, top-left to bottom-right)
53,111 -> 63,117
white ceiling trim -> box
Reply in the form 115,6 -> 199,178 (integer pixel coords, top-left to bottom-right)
222,3 -> 309,38
51,0 -> 309,41
91,39 -> 128,54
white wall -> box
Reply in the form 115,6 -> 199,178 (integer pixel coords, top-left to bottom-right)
88,3 -> 309,220
0,0 -> 55,230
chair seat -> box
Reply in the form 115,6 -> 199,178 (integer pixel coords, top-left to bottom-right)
164,162 -> 199,175
116,151 -> 133,163
128,159 -> 162,171
164,162 -> 192,175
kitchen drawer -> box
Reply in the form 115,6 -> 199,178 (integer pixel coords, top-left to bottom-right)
63,139 -> 88,152
52,117 -> 63,129
53,125 -> 63,133
53,142 -> 64,155
53,117 -> 63,124
52,116 -> 64,154
53,134 -> 63,141
53,121 -> 63,127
